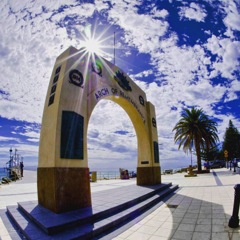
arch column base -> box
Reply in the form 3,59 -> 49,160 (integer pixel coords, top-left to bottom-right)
137,167 -> 161,185
37,167 -> 91,213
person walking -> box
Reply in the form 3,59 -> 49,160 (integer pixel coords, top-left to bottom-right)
20,161 -> 24,177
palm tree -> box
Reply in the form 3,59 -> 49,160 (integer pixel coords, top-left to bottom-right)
173,107 -> 219,172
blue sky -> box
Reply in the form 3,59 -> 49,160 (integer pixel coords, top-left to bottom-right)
0,0 -> 239,171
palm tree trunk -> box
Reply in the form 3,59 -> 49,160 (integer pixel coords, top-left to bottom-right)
195,139 -> 202,172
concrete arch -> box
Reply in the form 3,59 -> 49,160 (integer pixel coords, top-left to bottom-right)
87,96 -> 151,167
37,46 -> 161,213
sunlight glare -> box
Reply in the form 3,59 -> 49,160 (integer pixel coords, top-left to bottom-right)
82,38 -> 102,55
79,24 -> 115,59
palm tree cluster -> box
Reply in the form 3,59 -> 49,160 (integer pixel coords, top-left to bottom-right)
172,107 -> 219,172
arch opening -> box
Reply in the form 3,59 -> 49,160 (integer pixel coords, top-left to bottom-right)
87,99 -> 137,173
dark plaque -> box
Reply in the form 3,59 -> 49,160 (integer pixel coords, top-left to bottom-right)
53,75 -> 59,84
61,111 -> 84,159
48,94 -> 55,106
154,141 -> 159,163
55,66 -> 61,75
139,95 -> 145,106
152,117 -> 156,128
50,84 -> 57,95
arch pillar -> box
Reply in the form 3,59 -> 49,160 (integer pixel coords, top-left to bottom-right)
137,101 -> 161,185
37,46 -> 161,213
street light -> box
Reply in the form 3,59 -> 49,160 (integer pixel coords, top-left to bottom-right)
9,147 -> 12,159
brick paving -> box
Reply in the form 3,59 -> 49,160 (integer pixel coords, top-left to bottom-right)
0,168 -> 240,239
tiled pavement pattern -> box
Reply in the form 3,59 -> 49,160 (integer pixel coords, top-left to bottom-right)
113,169 -> 240,240
0,169 -> 240,240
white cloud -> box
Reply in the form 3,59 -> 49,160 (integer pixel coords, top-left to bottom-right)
0,136 -> 20,142
184,82 -> 226,107
107,1 -> 169,53
10,124 -> 40,143
230,79 -> 240,92
205,35 -> 240,79
26,138 -> 39,142
0,143 -> 38,166
178,2 -> 207,22
224,91 -> 238,103
131,69 -> 153,78
0,98 -> 43,122
150,8 -> 169,19
151,42 -> 212,93
223,0 -> 240,32
50,3 -> 95,23
17,130 -> 40,141
87,100 -> 138,169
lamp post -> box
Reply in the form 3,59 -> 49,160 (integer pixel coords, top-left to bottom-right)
229,184 -> 240,228
9,148 -> 13,168
9,147 -> 12,159
8,148 -> 13,178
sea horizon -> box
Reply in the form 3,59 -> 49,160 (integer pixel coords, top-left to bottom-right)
0,163 -> 192,177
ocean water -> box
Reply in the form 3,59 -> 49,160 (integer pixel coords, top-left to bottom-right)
1,165 -> 183,181
0,168 -> 8,179
23,167 -> 135,180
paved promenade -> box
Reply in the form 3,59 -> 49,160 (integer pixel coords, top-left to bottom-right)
0,168 -> 240,239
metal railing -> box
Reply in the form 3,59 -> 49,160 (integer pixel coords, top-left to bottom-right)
96,171 -> 120,180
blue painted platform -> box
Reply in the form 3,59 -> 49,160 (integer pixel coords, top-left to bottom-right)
5,182 -> 178,239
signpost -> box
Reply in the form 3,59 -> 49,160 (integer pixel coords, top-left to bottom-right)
224,150 -> 228,169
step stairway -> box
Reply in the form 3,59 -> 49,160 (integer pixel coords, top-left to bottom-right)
7,182 -> 178,239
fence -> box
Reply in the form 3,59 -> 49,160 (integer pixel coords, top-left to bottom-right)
95,171 -> 120,180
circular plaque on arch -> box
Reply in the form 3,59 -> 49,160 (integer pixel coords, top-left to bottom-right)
69,69 -> 84,87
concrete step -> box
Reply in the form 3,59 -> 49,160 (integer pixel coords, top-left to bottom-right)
7,183 -> 178,239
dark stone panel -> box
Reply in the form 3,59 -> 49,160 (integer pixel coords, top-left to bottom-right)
48,94 -> 55,106
137,167 -> 161,186
61,111 -> 84,159
154,141 -> 160,163
37,167 -> 91,213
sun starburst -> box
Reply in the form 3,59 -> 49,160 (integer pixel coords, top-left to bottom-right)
80,24 -> 113,59
81,37 -> 103,55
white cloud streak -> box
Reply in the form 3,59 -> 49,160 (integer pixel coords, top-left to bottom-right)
178,3 -> 207,22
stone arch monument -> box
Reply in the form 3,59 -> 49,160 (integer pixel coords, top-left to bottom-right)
38,46 -> 161,213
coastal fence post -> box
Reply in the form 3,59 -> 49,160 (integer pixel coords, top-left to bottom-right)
228,184 -> 240,228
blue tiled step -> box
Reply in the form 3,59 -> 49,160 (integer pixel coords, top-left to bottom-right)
16,183 -> 174,235
7,183 -> 178,239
